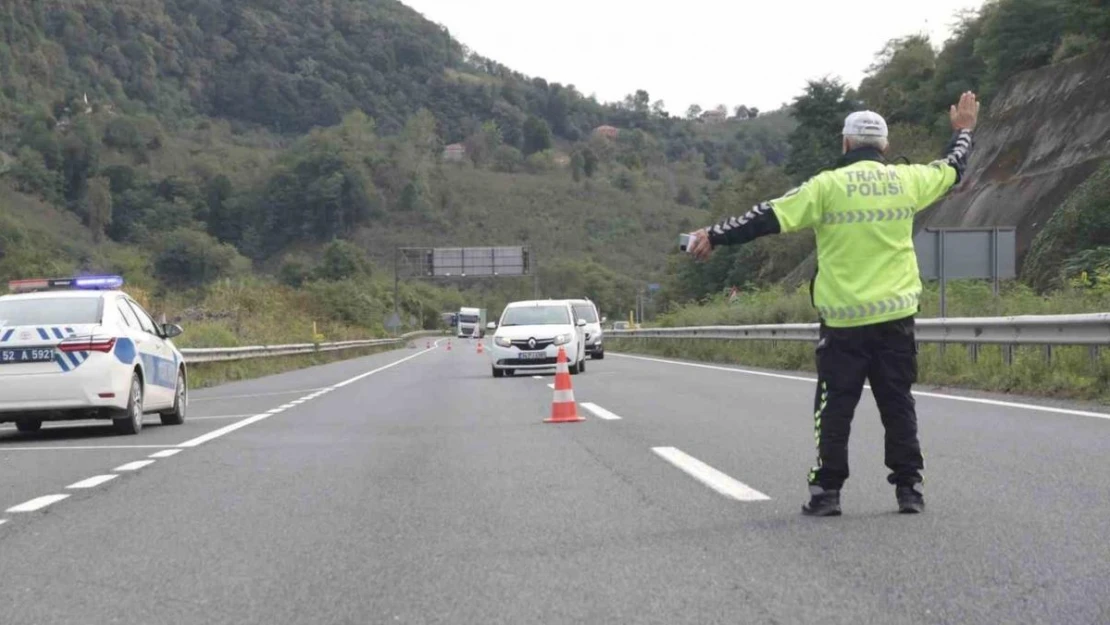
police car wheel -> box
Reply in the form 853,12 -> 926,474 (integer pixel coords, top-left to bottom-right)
492,367 -> 505,378
15,418 -> 43,433
160,370 -> 187,426
113,373 -> 144,435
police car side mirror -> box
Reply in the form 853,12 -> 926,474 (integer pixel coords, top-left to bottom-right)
162,323 -> 183,339
576,319 -> 587,327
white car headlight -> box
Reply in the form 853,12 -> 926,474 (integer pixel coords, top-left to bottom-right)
494,336 -> 512,348
554,333 -> 571,346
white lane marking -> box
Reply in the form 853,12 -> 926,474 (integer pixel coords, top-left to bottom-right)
546,383 -> 555,390
0,519 -> 7,526
533,376 -> 543,380
613,353 -> 1110,422
7,494 -> 70,513
114,460 -> 155,471
149,449 -> 182,458
0,445 -> 173,451
67,475 -> 118,489
190,388 -> 328,402
177,347 -> 435,448
652,447 -> 771,502
278,403 -> 296,410
266,408 -> 284,414
581,402 -> 622,420
187,414 -> 254,421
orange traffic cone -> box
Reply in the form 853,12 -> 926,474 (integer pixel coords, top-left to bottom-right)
545,347 -> 584,423
426,340 -> 431,349
476,340 -> 484,354
447,340 -> 452,352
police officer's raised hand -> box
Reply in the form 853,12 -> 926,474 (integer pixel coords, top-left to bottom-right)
687,229 -> 713,261
950,91 -> 980,131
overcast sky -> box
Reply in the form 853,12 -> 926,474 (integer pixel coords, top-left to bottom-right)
401,0 -> 987,114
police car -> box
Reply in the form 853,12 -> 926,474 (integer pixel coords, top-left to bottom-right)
0,276 -> 187,435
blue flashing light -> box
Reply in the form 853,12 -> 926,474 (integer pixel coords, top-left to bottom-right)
74,275 -> 125,290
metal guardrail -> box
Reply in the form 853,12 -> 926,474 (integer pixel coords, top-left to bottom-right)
180,331 -> 440,364
607,314 -> 1110,346
608,314 -> 1110,364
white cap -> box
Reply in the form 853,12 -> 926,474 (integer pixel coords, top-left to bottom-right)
842,110 -> 888,138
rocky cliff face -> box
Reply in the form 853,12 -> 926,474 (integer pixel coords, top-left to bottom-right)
918,44 -> 1110,265
783,45 -> 1110,287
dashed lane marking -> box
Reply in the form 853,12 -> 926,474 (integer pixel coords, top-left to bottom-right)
67,475 -> 118,489
114,460 -> 155,471
149,449 -> 182,458
190,388 -> 328,402
581,402 -> 622,420
652,446 -> 770,502
7,494 -> 71,513
612,353 -> 1110,422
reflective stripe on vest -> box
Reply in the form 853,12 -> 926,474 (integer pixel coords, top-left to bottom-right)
817,291 -> 920,322
821,206 -> 916,225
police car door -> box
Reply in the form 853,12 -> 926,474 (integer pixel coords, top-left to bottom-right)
122,298 -> 176,409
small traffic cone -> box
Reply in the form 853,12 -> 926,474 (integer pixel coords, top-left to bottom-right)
476,340 -> 484,354
545,347 -> 584,423
426,340 -> 431,349
447,339 -> 452,352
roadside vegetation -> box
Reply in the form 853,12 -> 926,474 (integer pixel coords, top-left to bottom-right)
612,279 -> 1110,404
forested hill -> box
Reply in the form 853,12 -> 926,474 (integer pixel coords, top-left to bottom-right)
0,0 -> 793,318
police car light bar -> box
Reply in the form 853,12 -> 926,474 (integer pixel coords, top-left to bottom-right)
7,275 -> 124,293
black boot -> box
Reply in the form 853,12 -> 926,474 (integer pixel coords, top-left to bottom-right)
801,485 -> 841,517
896,484 -> 925,514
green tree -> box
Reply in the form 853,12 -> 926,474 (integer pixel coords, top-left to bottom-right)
857,35 -> 937,126
86,177 -> 113,242
316,240 -> 370,281
492,145 -> 524,172
153,229 -> 248,287
784,78 -> 858,182
522,115 -> 553,156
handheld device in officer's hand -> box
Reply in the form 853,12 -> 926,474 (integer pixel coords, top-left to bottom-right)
678,233 -> 695,253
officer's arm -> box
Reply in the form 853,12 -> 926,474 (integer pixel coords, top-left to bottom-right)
911,129 -> 973,209
706,176 -> 825,247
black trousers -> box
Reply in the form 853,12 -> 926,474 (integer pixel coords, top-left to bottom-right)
808,316 -> 924,490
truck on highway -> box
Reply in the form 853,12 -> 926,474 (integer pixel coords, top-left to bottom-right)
457,306 -> 487,338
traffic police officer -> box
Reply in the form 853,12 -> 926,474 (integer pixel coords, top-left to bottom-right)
687,92 -> 980,516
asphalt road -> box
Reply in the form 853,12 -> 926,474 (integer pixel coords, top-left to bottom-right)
1,339 -> 1108,624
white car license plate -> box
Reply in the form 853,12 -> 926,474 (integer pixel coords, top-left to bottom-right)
519,351 -> 547,360
0,348 -> 55,364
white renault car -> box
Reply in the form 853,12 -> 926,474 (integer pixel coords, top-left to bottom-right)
487,300 -> 586,378
0,275 -> 188,435
566,298 -> 605,359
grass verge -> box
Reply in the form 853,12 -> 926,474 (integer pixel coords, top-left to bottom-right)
186,343 -> 419,389
608,338 -> 1110,405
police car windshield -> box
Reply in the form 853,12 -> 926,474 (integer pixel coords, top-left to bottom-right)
501,306 -> 570,326
0,297 -> 101,326
572,305 -> 598,323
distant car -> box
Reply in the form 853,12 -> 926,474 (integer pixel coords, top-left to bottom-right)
487,300 -> 586,378
0,275 -> 188,435
566,298 -> 604,359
